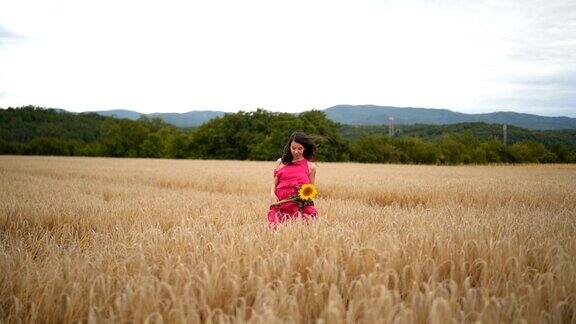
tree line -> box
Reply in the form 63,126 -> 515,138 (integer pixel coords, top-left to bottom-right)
341,123 -> 576,150
1,106 -> 574,164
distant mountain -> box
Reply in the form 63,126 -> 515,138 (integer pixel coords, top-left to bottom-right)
324,105 -> 576,130
90,109 -> 143,120
148,111 -> 225,128
90,105 -> 576,130
91,110 -> 225,127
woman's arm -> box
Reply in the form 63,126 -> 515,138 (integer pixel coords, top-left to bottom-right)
271,158 -> 281,203
308,162 -> 317,184
270,178 -> 278,202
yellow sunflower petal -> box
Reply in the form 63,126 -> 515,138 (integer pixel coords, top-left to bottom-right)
298,184 -> 318,201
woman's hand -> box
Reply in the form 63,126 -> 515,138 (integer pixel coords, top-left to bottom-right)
270,193 -> 279,204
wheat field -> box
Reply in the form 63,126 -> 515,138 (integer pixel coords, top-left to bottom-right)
1,156 -> 575,323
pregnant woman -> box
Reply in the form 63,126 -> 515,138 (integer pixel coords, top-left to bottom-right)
267,131 -> 318,226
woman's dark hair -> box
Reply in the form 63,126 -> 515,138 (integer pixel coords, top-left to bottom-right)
281,131 -> 317,164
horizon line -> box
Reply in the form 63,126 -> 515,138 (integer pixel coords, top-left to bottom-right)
1,104 -> 575,119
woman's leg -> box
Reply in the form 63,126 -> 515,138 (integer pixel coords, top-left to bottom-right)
267,203 -> 299,227
267,207 -> 283,226
301,205 -> 318,218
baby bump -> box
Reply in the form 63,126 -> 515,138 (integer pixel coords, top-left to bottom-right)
275,186 -> 296,200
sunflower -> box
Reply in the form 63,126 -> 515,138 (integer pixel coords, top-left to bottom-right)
270,183 -> 318,208
298,183 -> 318,201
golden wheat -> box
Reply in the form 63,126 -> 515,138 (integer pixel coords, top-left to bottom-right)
1,156 -> 575,323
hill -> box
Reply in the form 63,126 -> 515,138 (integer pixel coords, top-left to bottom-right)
325,105 -> 576,130
340,123 -> 576,150
148,111 -> 225,128
92,110 -> 224,127
90,109 -> 142,120
1,106 -> 575,163
90,105 -> 576,130
0,106 -> 108,142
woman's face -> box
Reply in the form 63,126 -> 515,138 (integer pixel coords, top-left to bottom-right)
290,141 -> 305,160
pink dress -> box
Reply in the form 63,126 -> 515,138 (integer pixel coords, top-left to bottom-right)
267,159 -> 318,225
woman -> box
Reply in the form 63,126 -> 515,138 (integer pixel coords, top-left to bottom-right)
267,131 -> 318,226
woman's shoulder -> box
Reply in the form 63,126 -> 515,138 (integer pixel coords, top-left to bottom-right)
307,160 -> 317,170
274,158 -> 285,171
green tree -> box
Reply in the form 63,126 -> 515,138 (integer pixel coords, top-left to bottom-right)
24,137 -> 72,156
551,143 -> 574,163
507,141 -> 551,163
393,137 -> 439,164
437,135 -> 467,164
351,135 -> 400,163
101,119 -> 148,157
189,109 -> 350,161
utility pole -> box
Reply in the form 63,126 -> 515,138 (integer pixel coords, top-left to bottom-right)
388,116 -> 394,137
502,124 -> 507,145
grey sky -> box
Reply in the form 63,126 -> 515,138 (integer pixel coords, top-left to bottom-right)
0,25 -> 24,46
0,0 -> 575,117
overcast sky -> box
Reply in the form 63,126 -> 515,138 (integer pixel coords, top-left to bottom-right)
1,0 -> 575,116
